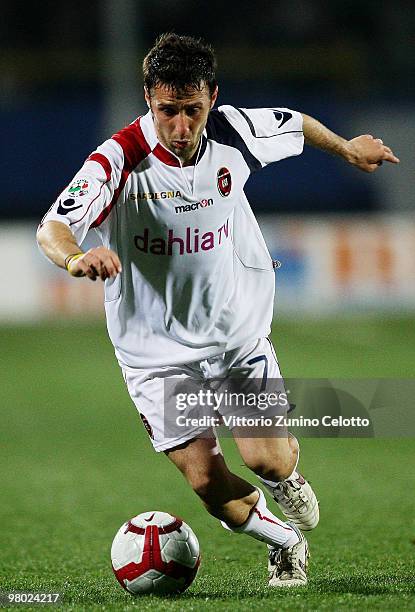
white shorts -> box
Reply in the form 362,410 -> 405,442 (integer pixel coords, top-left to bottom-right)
122,337 -> 286,452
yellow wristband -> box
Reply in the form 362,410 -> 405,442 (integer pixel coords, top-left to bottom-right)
65,253 -> 84,275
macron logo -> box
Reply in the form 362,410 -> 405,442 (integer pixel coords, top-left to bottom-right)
175,198 -> 214,214
134,219 -> 230,256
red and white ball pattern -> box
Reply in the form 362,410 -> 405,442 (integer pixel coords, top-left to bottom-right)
111,511 -> 200,595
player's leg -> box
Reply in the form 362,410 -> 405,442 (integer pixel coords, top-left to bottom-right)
234,431 -> 298,481
166,434 -> 257,525
167,435 -> 309,587
224,338 -> 319,532
233,431 -> 318,531
165,434 -> 301,553
224,431 -> 309,586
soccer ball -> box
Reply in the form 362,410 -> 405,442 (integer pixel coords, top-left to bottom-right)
111,511 -> 200,595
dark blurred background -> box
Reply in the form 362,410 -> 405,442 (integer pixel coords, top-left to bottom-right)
1,0 -> 413,220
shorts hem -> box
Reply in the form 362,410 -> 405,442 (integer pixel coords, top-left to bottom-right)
152,426 -> 212,453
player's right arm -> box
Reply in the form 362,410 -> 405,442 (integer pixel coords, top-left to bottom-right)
37,221 -> 121,281
37,137 -> 126,280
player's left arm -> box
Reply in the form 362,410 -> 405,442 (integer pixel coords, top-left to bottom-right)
301,114 -> 400,173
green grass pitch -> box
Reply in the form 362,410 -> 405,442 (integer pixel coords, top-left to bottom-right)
1,316 -> 414,610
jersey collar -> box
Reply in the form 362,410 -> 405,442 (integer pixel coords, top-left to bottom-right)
140,111 -> 207,167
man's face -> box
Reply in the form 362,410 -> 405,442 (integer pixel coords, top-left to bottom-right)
145,83 -> 218,165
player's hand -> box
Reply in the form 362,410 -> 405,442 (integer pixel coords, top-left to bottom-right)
345,135 -> 400,173
67,247 -> 122,281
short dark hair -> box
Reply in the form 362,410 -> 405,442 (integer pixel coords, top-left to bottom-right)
143,33 -> 217,96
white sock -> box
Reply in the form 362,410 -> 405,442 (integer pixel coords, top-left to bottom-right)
221,489 -> 299,549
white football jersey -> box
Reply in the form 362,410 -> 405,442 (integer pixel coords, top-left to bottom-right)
40,106 -> 304,367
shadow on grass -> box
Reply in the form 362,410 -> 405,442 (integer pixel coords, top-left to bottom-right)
165,572 -> 415,601
308,573 -> 415,596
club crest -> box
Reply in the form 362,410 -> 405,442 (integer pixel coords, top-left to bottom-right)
217,167 -> 231,197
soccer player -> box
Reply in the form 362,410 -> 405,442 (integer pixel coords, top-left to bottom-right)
37,34 -> 399,587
